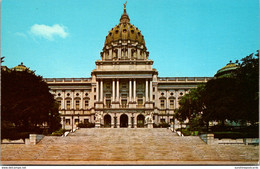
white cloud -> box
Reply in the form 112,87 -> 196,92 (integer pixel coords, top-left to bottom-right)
30,24 -> 69,40
15,32 -> 28,39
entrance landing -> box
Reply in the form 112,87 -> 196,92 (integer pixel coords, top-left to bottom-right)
1,128 -> 259,165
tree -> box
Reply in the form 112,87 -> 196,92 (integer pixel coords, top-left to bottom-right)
175,85 -> 205,128
175,50 -> 259,131
234,50 -> 259,125
203,78 -> 240,125
1,69 -> 61,135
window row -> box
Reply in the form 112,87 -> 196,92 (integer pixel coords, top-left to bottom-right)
160,99 -> 175,109
65,118 -> 89,125
57,100 -> 89,110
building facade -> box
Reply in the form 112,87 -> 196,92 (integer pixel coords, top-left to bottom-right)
44,5 -> 212,129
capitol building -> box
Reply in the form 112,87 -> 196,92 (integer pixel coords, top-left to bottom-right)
43,5 -> 213,129
11,4 -> 214,130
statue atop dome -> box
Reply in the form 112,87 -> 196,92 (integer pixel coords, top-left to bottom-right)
120,1 -> 130,23
124,1 -> 127,10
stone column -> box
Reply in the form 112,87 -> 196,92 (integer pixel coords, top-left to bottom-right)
111,114 -> 114,128
62,90 -> 65,109
117,114 -> 120,128
109,49 -> 112,59
166,90 -> 169,109
137,49 -> 140,58
133,79 -> 136,102
134,115 -> 137,128
128,114 -> 131,128
80,90 -> 83,109
118,48 -> 121,59
71,90 -> 74,109
175,90 -> 178,109
96,80 -> 99,101
129,79 -> 132,102
116,79 -> 120,102
145,79 -> 149,102
100,79 -> 103,102
112,79 -> 115,102
150,80 -> 153,101
128,48 -> 131,59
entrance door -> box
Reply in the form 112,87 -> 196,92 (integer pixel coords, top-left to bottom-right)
137,114 -> 145,128
104,114 -> 111,128
120,114 -> 128,128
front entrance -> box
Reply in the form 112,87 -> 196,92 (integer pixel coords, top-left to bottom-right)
120,114 -> 128,128
104,114 -> 111,128
137,114 -> 145,128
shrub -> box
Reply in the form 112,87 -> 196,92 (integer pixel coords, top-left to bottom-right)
153,123 -> 159,128
51,128 -> 67,136
158,122 -> 170,128
77,122 -> 95,128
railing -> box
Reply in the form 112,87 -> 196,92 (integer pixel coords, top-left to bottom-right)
44,78 -> 92,83
158,77 -> 213,82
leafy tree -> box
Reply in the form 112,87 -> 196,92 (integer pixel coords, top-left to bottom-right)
1,69 -> 61,136
234,50 -> 259,125
176,50 -> 259,130
203,77 -> 240,125
175,85 -> 206,129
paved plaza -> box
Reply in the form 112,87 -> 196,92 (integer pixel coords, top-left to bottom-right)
1,128 -> 259,165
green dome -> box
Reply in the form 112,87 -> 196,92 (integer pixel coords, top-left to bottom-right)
12,62 -> 31,72
215,61 -> 239,78
104,4 -> 146,47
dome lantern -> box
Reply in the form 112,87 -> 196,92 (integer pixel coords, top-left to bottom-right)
120,1 -> 130,24
102,2 -> 149,61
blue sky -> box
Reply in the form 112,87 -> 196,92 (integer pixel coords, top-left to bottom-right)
1,0 -> 259,78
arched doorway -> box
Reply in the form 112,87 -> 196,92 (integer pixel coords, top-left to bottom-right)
120,114 -> 128,128
137,114 -> 145,128
104,114 -> 111,128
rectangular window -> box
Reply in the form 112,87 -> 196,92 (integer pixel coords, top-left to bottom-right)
106,94 -> 111,98
121,99 -> 127,108
137,94 -> 143,98
66,119 -> 70,125
75,119 -> 79,125
138,99 -> 143,105
66,100 -> 71,109
153,87 -> 155,92
94,95 -> 96,100
122,83 -> 127,89
121,94 -> 127,98
106,84 -> 110,89
106,99 -> 111,108
153,95 -> 155,100
160,100 -> 165,109
170,99 -> 174,109
170,118 -> 174,123
76,100 -> 80,110
85,100 -> 89,108
94,88 -> 96,92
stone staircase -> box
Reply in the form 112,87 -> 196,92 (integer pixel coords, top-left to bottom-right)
2,128 -> 258,162
40,128 -> 205,146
